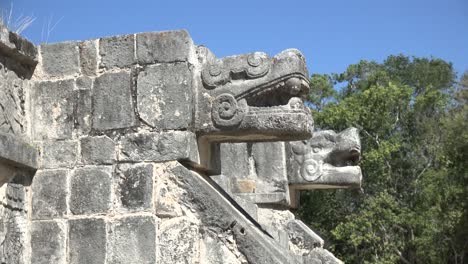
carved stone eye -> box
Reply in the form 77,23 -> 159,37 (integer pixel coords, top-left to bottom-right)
247,54 -> 263,67
201,62 -> 228,89
245,53 -> 270,78
209,65 -> 222,76
300,159 -> 323,182
219,101 -> 235,119
211,93 -> 246,128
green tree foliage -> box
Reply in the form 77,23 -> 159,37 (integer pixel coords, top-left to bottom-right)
299,55 -> 467,264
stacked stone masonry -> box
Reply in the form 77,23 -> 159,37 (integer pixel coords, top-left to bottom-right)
0,24 -> 359,263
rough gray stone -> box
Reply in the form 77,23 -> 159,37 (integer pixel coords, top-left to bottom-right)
68,218 -> 106,264
92,71 -> 136,130
0,63 -> 27,135
31,221 -> 66,264
136,30 -> 193,64
99,34 -> 135,69
219,142 -> 290,206
0,178 -> 30,264
119,131 -> 199,163
80,136 -> 116,164
153,163 -> 185,218
41,140 -> 78,169
287,220 -> 324,251
252,142 -> 286,180
70,166 -> 112,215
232,195 -> 258,221
107,216 -> 156,264
235,193 -> 290,205
168,162 -> 300,264
79,40 -> 98,76
32,80 -> 74,140
40,42 -> 80,77
137,63 -> 192,129
31,169 -> 68,220
0,24 -> 37,64
75,76 -> 93,90
73,88 -> 92,134
200,232 -> 245,264
159,217 -> 200,263
115,163 -> 153,211
211,174 -> 231,195
220,143 -> 250,178
0,132 -> 38,170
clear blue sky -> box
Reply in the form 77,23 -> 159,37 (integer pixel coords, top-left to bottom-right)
3,0 -> 467,76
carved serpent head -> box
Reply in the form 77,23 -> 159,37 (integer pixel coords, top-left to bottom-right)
195,47 -> 314,144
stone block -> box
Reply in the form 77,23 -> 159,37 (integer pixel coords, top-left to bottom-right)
200,232 -> 244,264
286,220 -> 324,251
73,88 -> 92,134
136,30 -> 193,64
0,177 -> 30,264
137,63 -> 192,129
115,163 -> 153,211
159,217 -> 200,263
32,80 -> 74,140
210,174 -> 231,194
70,166 -> 112,215
75,76 -> 93,90
31,169 -> 68,219
0,132 -> 38,171
31,221 -> 66,264
79,40 -> 98,76
119,131 -> 199,163
99,34 -> 135,69
68,218 -> 106,264
232,179 -> 256,193
252,142 -> 286,180
165,163 -> 297,263
80,136 -> 116,165
40,42 -> 80,77
0,63 -> 28,135
41,140 -> 78,169
235,193 -> 290,205
107,216 -> 156,264
232,195 -> 258,221
154,162 -> 184,218
92,71 -> 137,130
0,24 -> 37,63
220,143 -> 250,178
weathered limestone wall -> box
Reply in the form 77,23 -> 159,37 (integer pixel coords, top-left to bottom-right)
27,30 -> 199,263
26,30 -> 303,264
216,132 -> 362,262
215,142 -> 345,263
0,25 -> 349,263
0,24 -> 38,264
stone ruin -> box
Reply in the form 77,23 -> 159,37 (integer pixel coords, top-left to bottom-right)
0,24 -> 362,263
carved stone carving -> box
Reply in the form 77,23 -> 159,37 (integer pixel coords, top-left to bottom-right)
201,52 -> 271,89
195,47 -> 313,144
211,93 -> 247,128
287,127 -> 362,189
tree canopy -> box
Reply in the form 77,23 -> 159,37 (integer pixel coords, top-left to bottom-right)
299,55 -> 467,264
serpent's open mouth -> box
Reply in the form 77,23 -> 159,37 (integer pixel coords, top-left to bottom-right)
238,75 -> 310,112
